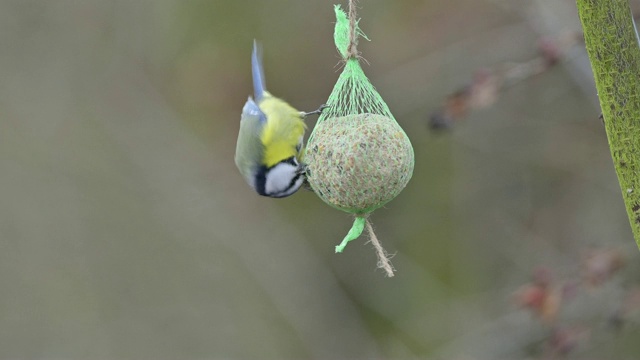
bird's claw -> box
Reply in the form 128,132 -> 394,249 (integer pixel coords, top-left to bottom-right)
296,163 -> 309,176
301,104 -> 330,118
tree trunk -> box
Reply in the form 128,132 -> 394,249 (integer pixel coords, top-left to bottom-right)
577,0 -> 640,248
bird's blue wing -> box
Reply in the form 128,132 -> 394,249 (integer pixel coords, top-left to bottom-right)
252,40 -> 266,102
242,97 -> 266,123
235,98 -> 266,188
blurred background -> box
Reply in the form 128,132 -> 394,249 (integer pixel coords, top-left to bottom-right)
2,0 -> 640,358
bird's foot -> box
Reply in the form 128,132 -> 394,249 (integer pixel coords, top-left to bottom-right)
301,104 -> 329,118
296,163 -> 309,176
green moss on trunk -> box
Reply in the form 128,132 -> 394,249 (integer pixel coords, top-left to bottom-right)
577,0 -> 640,248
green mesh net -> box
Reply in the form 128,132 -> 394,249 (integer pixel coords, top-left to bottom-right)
304,4 -> 414,275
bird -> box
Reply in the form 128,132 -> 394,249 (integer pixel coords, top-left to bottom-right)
235,40 -> 326,198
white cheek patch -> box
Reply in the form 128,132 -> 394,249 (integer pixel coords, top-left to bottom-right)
265,162 -> 299,195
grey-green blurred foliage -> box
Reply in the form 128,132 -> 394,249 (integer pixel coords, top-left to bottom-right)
2,0 -> 640,359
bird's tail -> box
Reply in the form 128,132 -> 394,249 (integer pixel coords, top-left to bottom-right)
252,40 -> 266,101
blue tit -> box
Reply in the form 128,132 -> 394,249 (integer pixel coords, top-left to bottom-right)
235,41 -> 326,198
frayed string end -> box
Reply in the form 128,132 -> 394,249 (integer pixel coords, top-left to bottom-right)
365,219 -> 395,277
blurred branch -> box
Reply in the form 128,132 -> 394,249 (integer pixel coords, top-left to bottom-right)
435,245 -> 638,359
577,0 -> 640,250
428,32 -> 582,131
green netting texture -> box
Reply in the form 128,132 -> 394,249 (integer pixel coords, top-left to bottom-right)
305,114 -> 414,214
305,5 -> 415,216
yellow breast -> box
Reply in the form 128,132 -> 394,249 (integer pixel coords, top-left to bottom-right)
259,94 -> 306,168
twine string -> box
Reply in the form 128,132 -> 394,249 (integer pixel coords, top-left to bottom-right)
347,0 -> 358,58
365,219 -> 395,277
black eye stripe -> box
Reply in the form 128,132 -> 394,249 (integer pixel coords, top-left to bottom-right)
283,157 -> 297,166
287,173 -> 302,190
270,173 -> 302,198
